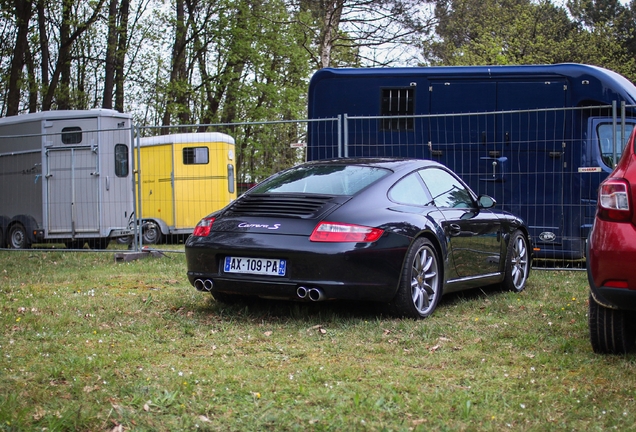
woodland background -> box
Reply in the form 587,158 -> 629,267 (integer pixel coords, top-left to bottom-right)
2,0 -> 636,179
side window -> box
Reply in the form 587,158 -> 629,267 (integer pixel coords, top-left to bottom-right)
61,127 -> 82,144
380,88 -> 414,131
418,168 -> 473,208
183,147 -> 209,165
597,123 -> 635,167
114,144 -> 129,177
388,173 -> 431,206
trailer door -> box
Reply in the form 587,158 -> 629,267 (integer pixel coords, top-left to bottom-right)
429,80 -> 496,198
496,80 -> 567,246
44,118 -> 101,237
46,146 -> 100,235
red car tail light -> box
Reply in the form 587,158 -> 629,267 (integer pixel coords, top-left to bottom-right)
309,222 -> 384,242
193,217 -> 215,237
598,179 -> 632,222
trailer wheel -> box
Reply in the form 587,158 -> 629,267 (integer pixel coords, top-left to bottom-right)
142,221 -> 162,245
8,223 -> 31,249
88,239 -> 110,250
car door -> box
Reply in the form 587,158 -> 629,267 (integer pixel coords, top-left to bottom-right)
418,167 -> 503,279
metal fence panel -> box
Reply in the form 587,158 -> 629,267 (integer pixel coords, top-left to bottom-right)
341,105 -> 636,266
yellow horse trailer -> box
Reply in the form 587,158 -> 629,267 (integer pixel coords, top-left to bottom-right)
137,132 -> 236,244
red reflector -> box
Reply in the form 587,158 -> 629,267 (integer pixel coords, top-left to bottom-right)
310,222 -> 384,242
193,217 -> 215,237
604,280 -> 629,289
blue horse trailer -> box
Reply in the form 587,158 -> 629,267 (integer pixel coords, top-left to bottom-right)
307,64 -> 636,260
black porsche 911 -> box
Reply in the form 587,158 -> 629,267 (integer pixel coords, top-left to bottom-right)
185,158 -> 531,318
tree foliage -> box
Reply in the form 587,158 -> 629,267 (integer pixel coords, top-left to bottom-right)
426,0 -> 636,81
1,0 -> 636,179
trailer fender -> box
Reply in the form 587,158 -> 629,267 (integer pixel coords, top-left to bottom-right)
9,215 -> 41,244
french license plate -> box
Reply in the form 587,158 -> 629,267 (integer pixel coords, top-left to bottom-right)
224,256 -> 286,276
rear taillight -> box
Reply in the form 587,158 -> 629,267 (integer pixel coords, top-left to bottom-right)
193,217 -> 215,237
598,179 -> 631,222
309,222 -> 384,242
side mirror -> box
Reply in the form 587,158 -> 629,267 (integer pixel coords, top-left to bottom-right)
478,195 -> 496,209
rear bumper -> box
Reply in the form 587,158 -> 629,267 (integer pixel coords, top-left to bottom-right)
587,219 -> 636,310
185,231 -> 410,302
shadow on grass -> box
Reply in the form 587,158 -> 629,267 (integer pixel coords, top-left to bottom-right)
187,283 -> 511,324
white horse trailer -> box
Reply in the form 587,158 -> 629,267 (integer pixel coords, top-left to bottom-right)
0,109 -> 134,249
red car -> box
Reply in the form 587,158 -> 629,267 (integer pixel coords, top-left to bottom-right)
587,129 -> 636,354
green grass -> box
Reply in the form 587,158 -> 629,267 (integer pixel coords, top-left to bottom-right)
1,250 -> 635,431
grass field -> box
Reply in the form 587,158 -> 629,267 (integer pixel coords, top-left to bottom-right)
1,249 -> 635,431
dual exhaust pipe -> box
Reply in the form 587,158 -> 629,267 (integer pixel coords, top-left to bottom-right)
296,286 -> 326,302
194,278 -> 214,292
195,279 -> 326,302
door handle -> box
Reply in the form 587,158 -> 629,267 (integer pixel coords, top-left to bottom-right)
448,223 -> 462,236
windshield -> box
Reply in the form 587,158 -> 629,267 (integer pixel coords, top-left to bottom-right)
251,165 -> 390,196
597,123 -> 635,167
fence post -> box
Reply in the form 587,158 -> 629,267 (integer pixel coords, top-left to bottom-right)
343,114 -> 348,158
621,101 -> 626,160
133,125 -> 143,251
612,100 -> 618,167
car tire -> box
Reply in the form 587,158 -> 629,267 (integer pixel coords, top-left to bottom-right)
390,237 -> 441,319
500,230 -> 530,293
8,223 -> 31,249
589,295 -> 636,354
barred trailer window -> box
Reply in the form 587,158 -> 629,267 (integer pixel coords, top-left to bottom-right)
183,147 -> 209,164
380,88 -> 414,131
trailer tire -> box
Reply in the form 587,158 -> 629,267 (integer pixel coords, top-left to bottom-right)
8,223 -> 31,249
142,221 -> 162,245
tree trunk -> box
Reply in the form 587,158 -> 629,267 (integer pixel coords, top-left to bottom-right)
103,0 -> 119,109
6,0 -> 34,116
114,0 -> 130,112
162,0 -> 189,128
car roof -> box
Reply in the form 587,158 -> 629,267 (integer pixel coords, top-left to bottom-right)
301,157 -> 443,172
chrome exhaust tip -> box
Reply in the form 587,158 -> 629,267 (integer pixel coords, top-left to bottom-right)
194,279 -> 205,291
308,288 -> 325,302
203,279 -> 214,292
297,286 -> 309,299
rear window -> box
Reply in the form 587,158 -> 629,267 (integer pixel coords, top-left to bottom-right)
251,165 -> 390,196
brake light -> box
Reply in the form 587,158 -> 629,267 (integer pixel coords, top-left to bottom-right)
309,222 -> 384,242
193,217 -> 215,237
598,179 -> 632,222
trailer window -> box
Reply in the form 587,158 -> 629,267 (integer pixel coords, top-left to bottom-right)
115,144 -> 129,177
61,127 -> 82,144
597,123 -> 635,167
381,88 -> 414,131
183,147 -> 209,164
228,164 -> 235,194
